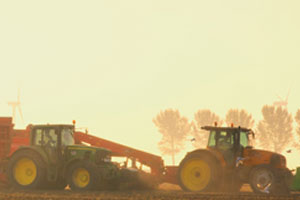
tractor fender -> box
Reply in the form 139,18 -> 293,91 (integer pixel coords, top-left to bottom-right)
270,153 -> 286,168
187,149 -> 226,168
8,146 -> 49,167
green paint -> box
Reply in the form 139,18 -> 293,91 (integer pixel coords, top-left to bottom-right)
64,145 -> 111,165
291,167 -> 300,191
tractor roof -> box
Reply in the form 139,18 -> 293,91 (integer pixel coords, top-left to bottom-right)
201,126 -> 251,132
32,124 -> 74,129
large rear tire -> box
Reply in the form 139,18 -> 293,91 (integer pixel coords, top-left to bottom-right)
67,161 -> 99,191
7,150 -> 46,190
178,152 -> 220,192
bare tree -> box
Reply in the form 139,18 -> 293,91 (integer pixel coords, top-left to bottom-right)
191,110 -> 222,148
256,105 -> 293,153
225,109 -> 255,128
153,109 -> 191,165
294,109 -> 300,150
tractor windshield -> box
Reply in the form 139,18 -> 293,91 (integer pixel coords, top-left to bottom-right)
61,127 -> 75,146
207,130 -> 234,150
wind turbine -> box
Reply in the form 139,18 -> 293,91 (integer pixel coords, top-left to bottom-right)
7,89 -> 24,123
273,88 -> 291,108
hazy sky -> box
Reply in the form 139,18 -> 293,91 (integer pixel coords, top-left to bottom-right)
1,1 -> 300,166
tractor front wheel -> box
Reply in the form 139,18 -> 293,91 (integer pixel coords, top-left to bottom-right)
67,161 -> 99,191
249,165 -> 276,194
7,150 -> 46,190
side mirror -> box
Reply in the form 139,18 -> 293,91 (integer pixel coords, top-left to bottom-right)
251,131 -> 255,139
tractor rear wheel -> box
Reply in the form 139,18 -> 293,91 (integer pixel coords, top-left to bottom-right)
67,161 -> 99,191
7,150 -> 46,190
178,152 -> 220,192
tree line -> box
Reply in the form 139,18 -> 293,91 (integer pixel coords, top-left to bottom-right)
153,105 -> 300,165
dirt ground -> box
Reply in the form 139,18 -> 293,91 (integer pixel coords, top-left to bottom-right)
0,185 -> 299,200
0,190 -> 299,200
158,183 -> 253,192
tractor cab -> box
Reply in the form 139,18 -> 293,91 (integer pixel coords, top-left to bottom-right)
30,125 -> 75,163
31,124 -> 75,148
202,126 -> 254,166
29,124 -> 112,165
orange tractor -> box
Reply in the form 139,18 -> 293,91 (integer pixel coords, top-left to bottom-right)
177,126 -> 293,194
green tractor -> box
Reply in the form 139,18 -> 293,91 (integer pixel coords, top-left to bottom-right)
6,124 -> 122,191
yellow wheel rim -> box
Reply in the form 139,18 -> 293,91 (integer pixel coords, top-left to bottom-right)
13,158 -> 37,186
72,168 -> 90,188
180,159 -> 211,191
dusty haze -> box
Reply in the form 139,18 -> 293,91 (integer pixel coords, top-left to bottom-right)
0,1 -> 300,168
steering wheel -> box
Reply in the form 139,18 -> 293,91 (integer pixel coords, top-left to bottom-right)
218,138 -> 232,150
44,133 -> 56,148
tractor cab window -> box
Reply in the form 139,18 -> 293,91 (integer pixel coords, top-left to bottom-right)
217,131 -> 234,150
33,128 -> 57,147
240,131 -> 249,147
34,129 -> 42,145
61,128 -> 75,146
208,130 -> 234,150
208,131 -> 216,147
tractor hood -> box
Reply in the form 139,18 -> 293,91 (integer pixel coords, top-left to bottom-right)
67,145 -> 110,153
65,145 -> 112,161
243,148 -> 287,168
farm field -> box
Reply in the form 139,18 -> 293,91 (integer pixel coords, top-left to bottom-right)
0,185 -> 299,200
0,190 -> 299,200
